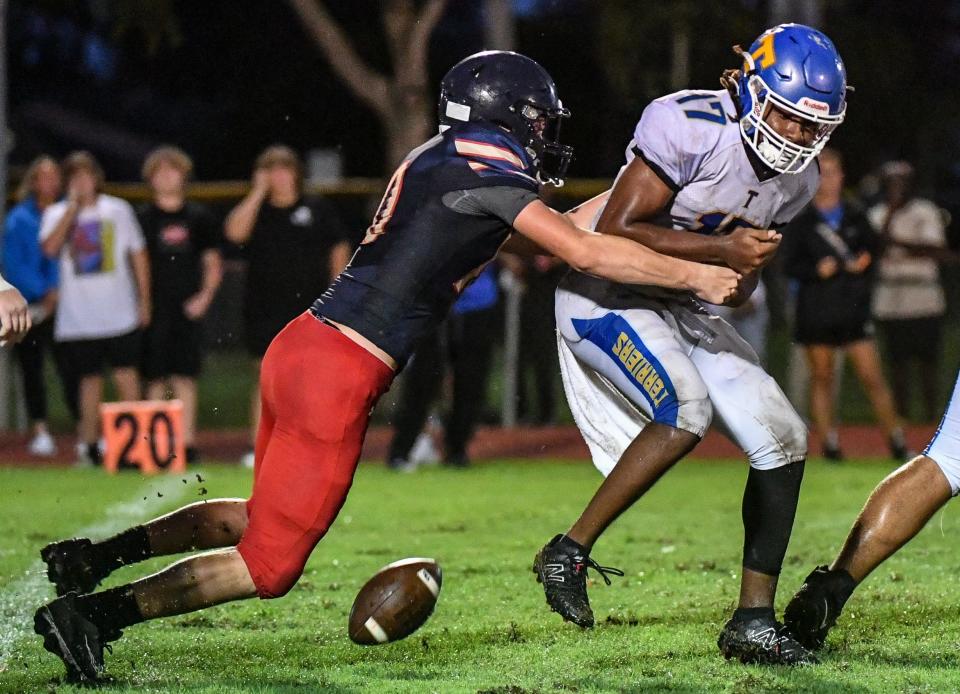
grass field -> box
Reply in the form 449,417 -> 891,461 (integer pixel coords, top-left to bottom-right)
2,458 -> 960,693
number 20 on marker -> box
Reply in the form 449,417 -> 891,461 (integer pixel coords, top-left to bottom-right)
100,400 -> 187,474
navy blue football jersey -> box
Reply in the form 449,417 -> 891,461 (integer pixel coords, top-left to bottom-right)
314,122 -> 540,366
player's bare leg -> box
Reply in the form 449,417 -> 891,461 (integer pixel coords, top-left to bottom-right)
833,456 -> 950,581
567,423 -> 700,548
845,340 -> 907,459
534,424 -> 699,627
785,456 -> 951,650
42,499 -> 248,596
133,548 -> 257,617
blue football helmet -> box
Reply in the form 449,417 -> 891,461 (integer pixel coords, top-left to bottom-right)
438,51 -> 574,185
736,24 -> 848,174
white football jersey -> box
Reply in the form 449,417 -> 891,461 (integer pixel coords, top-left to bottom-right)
626,88 -> 818,234
564,88 -> 819,304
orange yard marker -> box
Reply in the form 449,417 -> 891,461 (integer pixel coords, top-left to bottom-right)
100,401 -> 187,474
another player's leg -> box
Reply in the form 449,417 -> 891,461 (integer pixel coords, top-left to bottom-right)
42,499 -> 249,596
688,329 -> 815,664
534,423 -> 699,627
535,292 -> 711,627
786,372 -> 960,650
785,456 -> 954,650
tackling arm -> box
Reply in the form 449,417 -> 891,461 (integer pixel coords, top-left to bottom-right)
511,200 -> 740,305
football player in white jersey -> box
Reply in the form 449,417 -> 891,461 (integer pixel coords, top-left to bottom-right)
784,375 -> 960,650
532,24 -> 849,665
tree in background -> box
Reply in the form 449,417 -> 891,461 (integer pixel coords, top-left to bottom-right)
287,0 -> 448,171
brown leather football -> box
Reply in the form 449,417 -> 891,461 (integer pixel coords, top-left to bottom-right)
348,557 -> 442,645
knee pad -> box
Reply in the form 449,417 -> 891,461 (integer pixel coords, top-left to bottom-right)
747,389 -> 807,470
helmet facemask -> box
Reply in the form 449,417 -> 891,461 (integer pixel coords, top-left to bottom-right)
737,50 -> 846,174
515,101 -> 573,186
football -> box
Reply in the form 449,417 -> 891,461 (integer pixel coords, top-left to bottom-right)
348,557 -> 443,645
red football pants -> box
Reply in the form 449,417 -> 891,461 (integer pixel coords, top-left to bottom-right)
237,312 -> 394,598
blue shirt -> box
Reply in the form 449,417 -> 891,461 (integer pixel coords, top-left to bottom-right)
2,196 -> 59,302
818,202 -> 844,231
453,264 -> 499,315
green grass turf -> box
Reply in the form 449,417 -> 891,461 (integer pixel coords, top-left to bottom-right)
2,458 -> 960,692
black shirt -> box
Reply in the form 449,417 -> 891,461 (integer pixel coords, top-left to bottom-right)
315,123 -> 540,367
243,196 -> 349,328
781,201 -> 880,338
138,201 -> 219,304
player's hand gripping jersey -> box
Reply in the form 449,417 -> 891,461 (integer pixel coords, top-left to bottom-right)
315,121 -> 539,367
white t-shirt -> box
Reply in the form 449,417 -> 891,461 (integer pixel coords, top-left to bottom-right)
40,194 -> 146,340
867,198 -> 946,320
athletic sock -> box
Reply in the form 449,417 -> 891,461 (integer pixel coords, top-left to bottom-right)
827,567 -> 857,609
555,534 -> 588,555
75,586 -> 145,636
732,606 -> 775,623
93,526 -> 152,572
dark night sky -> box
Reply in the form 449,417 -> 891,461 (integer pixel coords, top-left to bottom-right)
8,0 -> 960,199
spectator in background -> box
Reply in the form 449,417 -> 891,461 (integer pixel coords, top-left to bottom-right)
40,151 -> 151,466
516,254 -> 566,424
869,161 -> 949,422
225,145 -> 351,466
386,263 -> 501,471
781,148 -> 906,461
138,146 -> 222,463
2,156 -> 63,455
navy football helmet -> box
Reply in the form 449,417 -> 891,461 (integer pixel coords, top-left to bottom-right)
438,51 -> 574,185
736,24 -> 848,174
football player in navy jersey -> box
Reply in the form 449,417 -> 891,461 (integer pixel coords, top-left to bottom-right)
32,51 -> 746,682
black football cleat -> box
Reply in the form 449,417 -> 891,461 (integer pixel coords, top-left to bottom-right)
718,614 -> 817,666
784,565 -> 854,651
33,593 -> 116,683
532,534 -> 623,628
41,538 -> 109,596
